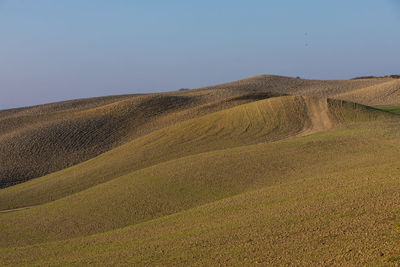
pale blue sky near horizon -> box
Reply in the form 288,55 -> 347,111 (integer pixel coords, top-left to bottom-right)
0,0 -> 399,110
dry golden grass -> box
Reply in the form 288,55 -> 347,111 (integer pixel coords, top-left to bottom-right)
0,96 -> 390,212
0,118 -> 399,265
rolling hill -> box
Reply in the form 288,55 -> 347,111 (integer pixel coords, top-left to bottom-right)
0,75 -> 399,266
1,75 -> 399,188
0,91 -> 280,188
0,96 -> 391,211
333,79 -> 400,106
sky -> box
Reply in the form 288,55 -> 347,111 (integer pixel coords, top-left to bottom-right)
0,0 -> 399,110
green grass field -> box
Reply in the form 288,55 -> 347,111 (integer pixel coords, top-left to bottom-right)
376,105 -> 400,115
1,77 -> 400,266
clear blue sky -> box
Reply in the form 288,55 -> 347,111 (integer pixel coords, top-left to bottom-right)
1,0 -> 399,110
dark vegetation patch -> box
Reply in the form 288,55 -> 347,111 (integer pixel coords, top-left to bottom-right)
352,75 -> 400,80
0,95 -> 202,188
225,92 -> 284,102
374,105 -> 400,115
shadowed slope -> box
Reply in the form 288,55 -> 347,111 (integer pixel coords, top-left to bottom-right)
0,91 -> 279,188
0,94 -> 197,187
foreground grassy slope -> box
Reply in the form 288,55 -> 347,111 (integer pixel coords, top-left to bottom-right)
0,96 -> 390,211
0,119 -> 399,265
0,101 -> 397,247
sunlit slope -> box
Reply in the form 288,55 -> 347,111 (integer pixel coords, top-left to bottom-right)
198,74 -> 399,105
1,157 -> 399,266
0,91 -> 277,188
0,96 -> 390,211
0,120 -> 399,264
0,94 -> 134,121
0,100 -> 397,247
333,79 -> 400,106
0,95 -> 306,209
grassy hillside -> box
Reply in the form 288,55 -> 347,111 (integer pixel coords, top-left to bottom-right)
376,105 -> 400,115
0,95 -> 305,209
2,163 -> 400,266
0,118 -> 399,265
1,75 -> 400,266
0,97 -> 397,243
0,96 -> 391,211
